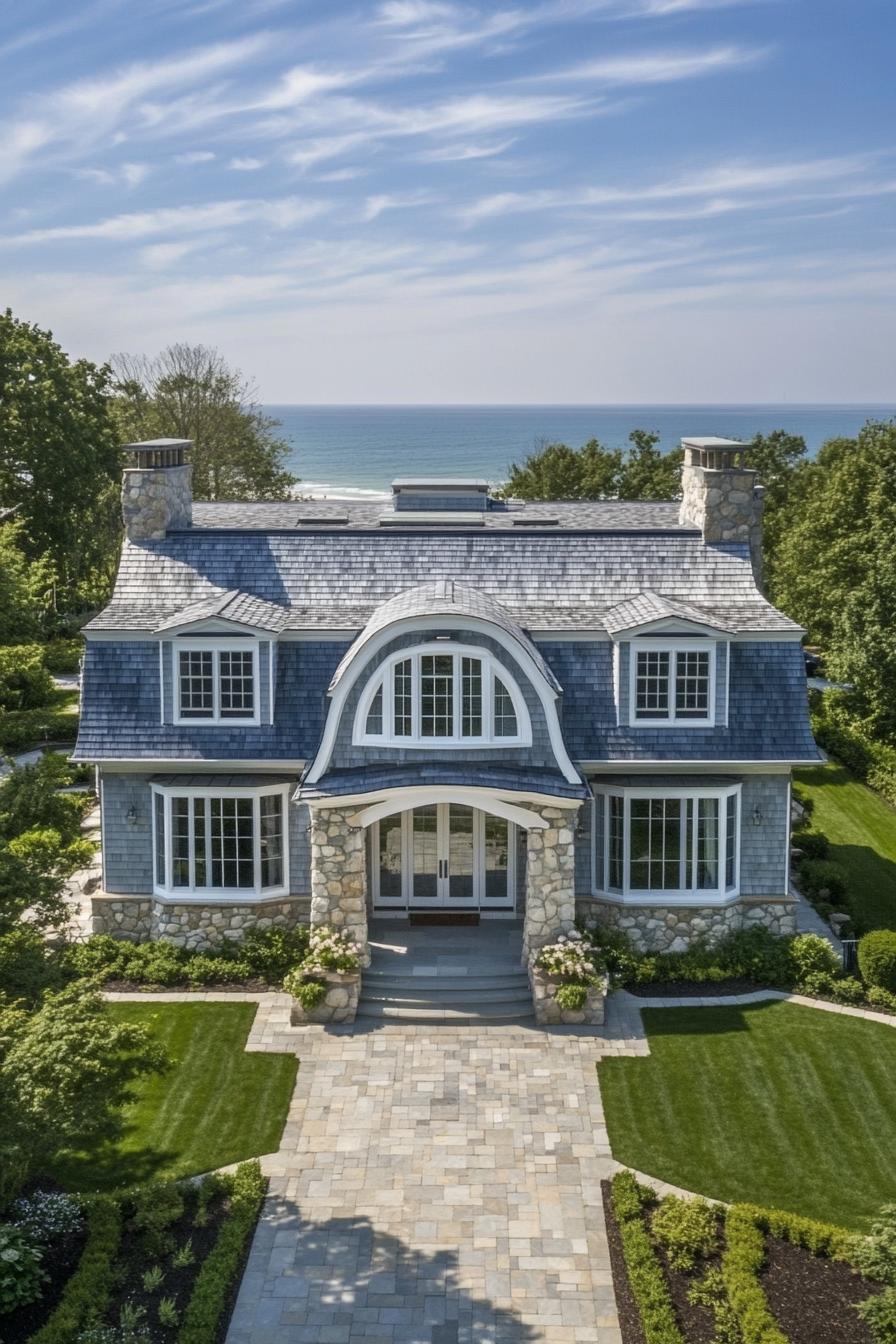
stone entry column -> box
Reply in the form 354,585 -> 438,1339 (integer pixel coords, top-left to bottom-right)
521,804 -> 580,964
309,805 -> 370,968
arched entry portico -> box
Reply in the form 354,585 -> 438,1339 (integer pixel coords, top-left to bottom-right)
306,789 -> 581,967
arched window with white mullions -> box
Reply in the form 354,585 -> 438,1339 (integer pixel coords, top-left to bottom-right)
352,643 -> 532,748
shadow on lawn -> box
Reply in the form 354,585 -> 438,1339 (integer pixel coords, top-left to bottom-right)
230,1192 -> 542,1343
50,1130 -> 179,1193
643,1001 -> 766,1037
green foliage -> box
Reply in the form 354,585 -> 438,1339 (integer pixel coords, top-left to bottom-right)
158,1296 -> 179,1328
798,858 -> 849,906
0,984 -> 166,1203
111,344 -> 297,502
182,955 -> 251,986
141,1265 -> 164,1292
503,430 -> 682,503
239,925 -> 310,983
10,1191 -> 83,1244
0,695 -> 79,755
171,1237 -> 195,1268
745,429 -> 808,594
687,1267 -> 742,1344
177,1161 -> 266,1344
0,752 -> 87,846
869,985 -> 896,1013
0,829 -> 93,938
651,1195 -> 717,1271
0,926 -> 64,1002
852,1204 -> 896,1286
788,932 -> 840,982
118,1301 -> 148,1332
0,644 -> 54,710
0,1222 -> 46,1313
28,1196 -> 121,1344
0,310 -> 121,608
42,638 -> 83,675
793,830 -> 830,861
721,1206 -> 787,1344
859,932 -> 896,994
131,1181 -> 184,1256
285,976 -> 327,1010
610,1172 -> 684,1344
857,1288 -> 896,1344
738,1203 -> 853,1261
606,925 -> 797,990
554,982 -> 588,1011
192,1175 -> 223,1229
0,522 -> 56,645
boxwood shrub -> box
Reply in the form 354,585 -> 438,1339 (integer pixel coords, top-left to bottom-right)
178,1160 -> 267,1344
858,930 -> 896,994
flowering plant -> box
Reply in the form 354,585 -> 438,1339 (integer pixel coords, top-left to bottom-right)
534,930 -> 605,986
11,1191 -> 84,1245
283,925 -> 360,1005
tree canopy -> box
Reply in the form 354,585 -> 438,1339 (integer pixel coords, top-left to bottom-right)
503,430 -> 682,502
111,343 -> 298,501
0,310 -> 121,607
0,520 -> 55,644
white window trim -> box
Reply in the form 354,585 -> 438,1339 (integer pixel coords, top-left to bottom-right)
172,639 -> 261,727
629,639 -> 719,729
592,783 -> 741,904
352,642 -> 532,748
151,781 -> 289,901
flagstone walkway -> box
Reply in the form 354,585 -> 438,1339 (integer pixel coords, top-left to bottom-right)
226,1010 -> 638,1344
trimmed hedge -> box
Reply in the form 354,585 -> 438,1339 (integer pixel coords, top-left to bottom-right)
611,1172 -> 685,1344
721,1206 -> 787,1344
28,1196 -> 121,1344
811,696 -> 896,808
736,1203 -> 854,1261
858,931 -> 896,995
177,1160 -> 267,1344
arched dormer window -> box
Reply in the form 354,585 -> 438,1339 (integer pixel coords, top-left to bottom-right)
353,643 -> 531,748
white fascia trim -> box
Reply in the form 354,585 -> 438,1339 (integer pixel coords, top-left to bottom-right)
92,760 -> 305,772
306,613 -> 580,786
308,784 -> 583,816
612,616 -> 730,639
580,761 -> 796,774
160,617 -> 282,636
595,891 -> 743,909
349,791 -> 549,831
279,629 -> 362,641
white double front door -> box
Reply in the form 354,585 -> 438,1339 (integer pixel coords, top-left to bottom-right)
370,803 -> 516,912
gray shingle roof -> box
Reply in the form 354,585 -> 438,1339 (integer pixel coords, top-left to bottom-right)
328,582 -> 561,692
604,590 -> 734,636
154,589 -> 290,633
296,762 -> 590,802
86,531 -> 799,635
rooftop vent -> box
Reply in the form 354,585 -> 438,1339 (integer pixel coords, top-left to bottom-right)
391,478 -> 491,513
378,510 -> 485,528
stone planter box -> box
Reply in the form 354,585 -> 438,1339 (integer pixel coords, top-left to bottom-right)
529,967 -> 608,1026
289,970 -> 360,1025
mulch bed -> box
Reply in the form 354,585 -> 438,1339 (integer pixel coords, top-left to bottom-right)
625,977 -> 765,997
761,1235 -> 881,1344
602,1179 -> 645,1344
2,1224 -> 88,1343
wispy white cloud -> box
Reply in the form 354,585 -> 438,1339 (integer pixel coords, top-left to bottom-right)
0,197 -> 330,246
174,150 -> 217,165
229,156 -> 264,170
376,1 -> 462,24
362,189 -> 439,220
416,138 -> 517,162
550,43 -> 769,85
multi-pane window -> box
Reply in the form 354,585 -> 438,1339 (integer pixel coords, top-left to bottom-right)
361,646 -> 528,745
152,788 -> 287,895
176,645 -> 258,723
598,788 -> 739,898
632,645 -> 714,724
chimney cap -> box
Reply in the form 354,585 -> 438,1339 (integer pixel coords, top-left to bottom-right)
122,438 -> 192,469
681,437 -> 748,451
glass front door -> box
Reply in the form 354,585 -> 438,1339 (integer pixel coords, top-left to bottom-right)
371,805 -> 515,911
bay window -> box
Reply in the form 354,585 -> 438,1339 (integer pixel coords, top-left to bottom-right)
174,642 -> 259,725
594,784 -> 740,901
355,644 -> 530,746
630,641 -> 716,726
151,783 -> 288,897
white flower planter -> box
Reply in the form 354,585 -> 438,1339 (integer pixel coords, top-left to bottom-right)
289,970 -> 360,1024
529,967 -> 608,1025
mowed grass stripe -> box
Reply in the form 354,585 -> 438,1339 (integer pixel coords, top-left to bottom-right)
599,1000 -> 896,1228
53,1002 -> 298,1191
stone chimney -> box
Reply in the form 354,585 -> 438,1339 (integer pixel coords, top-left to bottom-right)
679,437 -> 765,585
121,439 -> 193,541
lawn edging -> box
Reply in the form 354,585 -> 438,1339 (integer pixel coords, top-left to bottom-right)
178,1160 -> 268,1344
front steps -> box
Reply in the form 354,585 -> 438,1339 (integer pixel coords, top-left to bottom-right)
357,967 -> 534,1024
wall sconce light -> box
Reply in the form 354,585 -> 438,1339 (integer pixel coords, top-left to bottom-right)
126,805 -> 138,826
751,805 -> 763,827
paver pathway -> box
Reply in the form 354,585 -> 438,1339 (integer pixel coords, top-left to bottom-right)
227,1018 -> 630,1344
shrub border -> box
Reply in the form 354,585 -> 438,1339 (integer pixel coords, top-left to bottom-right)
177,1160 -> 267,1344
27,1195 -> 121,1344
610,1170 -> 685,1344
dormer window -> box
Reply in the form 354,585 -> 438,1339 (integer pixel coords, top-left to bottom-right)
631,641 -> 716,727
174,642 -> 259,725
354,644 -> 530,747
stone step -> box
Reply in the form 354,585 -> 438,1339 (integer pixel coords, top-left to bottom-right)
361,985 -> 532,1006
356,1000 -> 535,1024
364,972 -> 529,993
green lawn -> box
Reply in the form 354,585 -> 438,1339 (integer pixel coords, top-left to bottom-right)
53,1002 -> 297,1192
600,1000 -> 896,1229
794,763 -> 896,932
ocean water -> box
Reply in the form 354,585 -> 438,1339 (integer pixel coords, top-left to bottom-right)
265,404 -> 894,497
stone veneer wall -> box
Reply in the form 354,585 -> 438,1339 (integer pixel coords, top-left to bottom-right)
522,805 -> 580,962
121,464 -> 192,541
679,457 -> 764,585
308,805 -> 370,966
90,894 -> 309,949
576,895 -> 796,953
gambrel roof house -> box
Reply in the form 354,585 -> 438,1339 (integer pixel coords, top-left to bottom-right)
74,437 -> 821,969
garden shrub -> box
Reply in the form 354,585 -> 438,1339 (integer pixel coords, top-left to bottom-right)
610,1172 -> 684,1344
10,1190 -> 84,1244
29,1196 -> 121,1344
286,977 -> 327,1010
239,925 -> 310,982
798,858 -> 849,906
554,982 -> 588,1011
788,932 -> 840,982
687,1267 -> 741,1344
130,1181 -> 184,1255
721,1206 -> 787,1344
178,1161 -> 266,1344
739,1203 -> 853,1261
868,985 -> 896,1013
42,638 -> 83,675
0,645 -> 54,711
0,926 -> 63,1002
0,1222 -> 46,1313
0,705 -> 79,755
858,1288 -> 896,1344
651,1195 -> 717,1271
852,1204 -> 896,1286
859,931 -> 896,994
183,955 -> 251,986
792,829 -> 830,860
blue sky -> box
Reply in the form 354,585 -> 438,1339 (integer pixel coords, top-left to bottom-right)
1,0 -> 894,402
